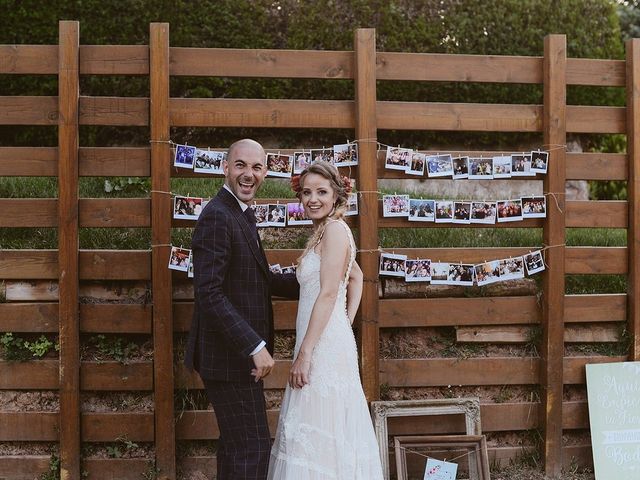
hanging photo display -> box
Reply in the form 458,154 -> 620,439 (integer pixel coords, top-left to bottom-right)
174,144 -> 197,169
383,194 -> 410,217
427,154 -> 454,178
194,149 -> 225,174
333,142 -> 358,167
173,196 -> 206,220
168,246 -> 191,272
385,146 -> 413,171
287,202 -> 313,225
266,153 -> 294,177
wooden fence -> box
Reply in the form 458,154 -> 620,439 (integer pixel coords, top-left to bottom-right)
0,21 -> 638,479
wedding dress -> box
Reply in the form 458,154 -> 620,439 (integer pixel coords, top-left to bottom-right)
267,220 -> 384,479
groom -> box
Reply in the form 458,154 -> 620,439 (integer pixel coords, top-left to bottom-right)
185,139 -> 299,479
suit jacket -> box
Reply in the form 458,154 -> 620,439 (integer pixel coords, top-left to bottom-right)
185,187 -> 299,381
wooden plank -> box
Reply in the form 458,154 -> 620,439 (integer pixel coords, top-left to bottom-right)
379,358 -> 539,387
0,198 -> 57,227
80,304 -> 151,334
0,45 -> 58,74
565,153 -> 627,181
566,58 -> 625,86
82,458 -> 151,479
5,281 -> 59,301
82,412 -> 154,442
170,47 -> 353,78
0,96 -> 58,125
456,325 -> 531,343
541,34 -> 566,477
627,38 -> 640,360
379,217 -> 544,229
563,355 -> 626,384
379,296 -> 541,328
563,401 -> 589,430
565,200 -> 627,228
0,147 -> 57,176
175,360 -> 290,390
564,294 -> 627,323
0,359 -> 59,389
0,455 -> 52,479
81,361 -> 153,391
354,28 -> 379,401
79,147 -> 150,177
79,250 -> 150,280
170,97 -> 354,128
150,22 -> 175,478
0,303 -> 58,332
564,324 -> 621,342
57,20 -> 81,480
377,101 -> 541,132
79,96 -> 149,126
79,198 -> 150,227
377,52 -> 542,83
391,247 -> 536,264
4,280 -> 151,302
0,250 -> 57,279
0,412 -> 58,441
79,45 -> 149,75
566,105 -> 625,134
565,247 -> 627,274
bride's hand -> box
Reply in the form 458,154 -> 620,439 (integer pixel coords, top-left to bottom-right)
289,354 -> 311,389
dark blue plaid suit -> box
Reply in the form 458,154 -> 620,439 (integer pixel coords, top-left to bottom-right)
185,187 -> 298,479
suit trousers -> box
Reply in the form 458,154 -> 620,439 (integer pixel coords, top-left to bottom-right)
203,378 -> 271,480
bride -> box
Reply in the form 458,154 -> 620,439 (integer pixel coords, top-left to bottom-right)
267,161 -> 383,479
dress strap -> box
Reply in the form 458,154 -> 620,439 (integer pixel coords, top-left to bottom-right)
317,219 -> 355,283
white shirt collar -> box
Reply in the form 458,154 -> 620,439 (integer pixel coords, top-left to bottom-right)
223,183 -> 249,212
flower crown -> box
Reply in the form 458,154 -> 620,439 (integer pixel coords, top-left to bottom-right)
290,174 -> 353,195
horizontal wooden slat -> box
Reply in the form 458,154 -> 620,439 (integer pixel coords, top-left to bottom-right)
0,147 -> 57,176
81,304 -> 151,333
565,324 -> 621,342
79,198 -> 150,227
377,52 -> 542,83
566,58 -> 625,86
170,47 -> 353,78
82,412 -> 153,442
81,361 -> 153,391
4,280 -> 150,302
5,281 -> 59,301
457,324 -> 621,343
0,96 -> 58,125
0,360 -> 59,389
563,400 -> 589,429
0,455 -> 52,479
565,153 -> 627,181
0,302 -> 58,332
82,458 -> 151,479
0,45 -> 58,74
566,105 -> 625,134
391,247 -> 536,264
79,45 -> 149,75
379,357 -> 539,387
564,294 -> 626,322
79,147 -> 150,177
378,217 -> 544,229
79,96 -> 149,126
563,355 -> 627,384
565,247 -> 627,274
0,250 -> 57,279
0,412 -> 58,441
565,200 -> 627,228
79,250 -> 150,280
175,360 -> 290,390
0,199 -> 57,227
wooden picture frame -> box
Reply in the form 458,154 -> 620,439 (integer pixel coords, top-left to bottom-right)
371,398 -> 482,479
394,434 -> 491,480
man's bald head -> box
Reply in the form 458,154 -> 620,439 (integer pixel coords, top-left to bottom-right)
227,139 -> 266,162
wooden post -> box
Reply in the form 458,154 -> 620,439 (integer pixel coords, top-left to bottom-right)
149,23 -> 175,479
627,39 -> 640,361
57,20 -> 80,480
542,34 -> 566,478
354,28 -> 379,401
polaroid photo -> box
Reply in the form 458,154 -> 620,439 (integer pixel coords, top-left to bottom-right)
194,149 -> 226,174
435,200 -> 454,223
499,257 -> 525,280
333,143 -> 358,167
379,252 -> 407,277
521,195 -> 547,218
452,156 -> 469,179
511,153 -> 534,177
174,144 -> 196,169
310,148 -> 334,164
497,199 -> 523,223
281,265 -> 297,275
468,157 -> 494,179
474,260 -> 501,286
453,201 -> 472,224
447,263 -> 475,286
286,202 -> 312,226
173,196 -> 204,221
426,154 -> 454,178
345,192 -> 359,216
385,146 -> 413,171
168,246 -> 191,272
430,262 -> 450,285
407,152 -> 426,176
524,250 -> 545,275
408,199 -> 435,222
470,201 -> 496,224
267,204 -> 287,227
531,150 -> 549,174
251,204 -> 270,227
269,264 -> 282,274
187,251 -> 194,278
266,153 -> 293,177
492,155 -> 512,179
383,194 -> 410,217
405,259 -> 431,282
293,151 -> 312,174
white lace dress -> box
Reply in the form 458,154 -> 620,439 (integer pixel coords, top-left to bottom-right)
267,220 -> 384,479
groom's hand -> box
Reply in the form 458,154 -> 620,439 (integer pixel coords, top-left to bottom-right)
251,348 -> 275,382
